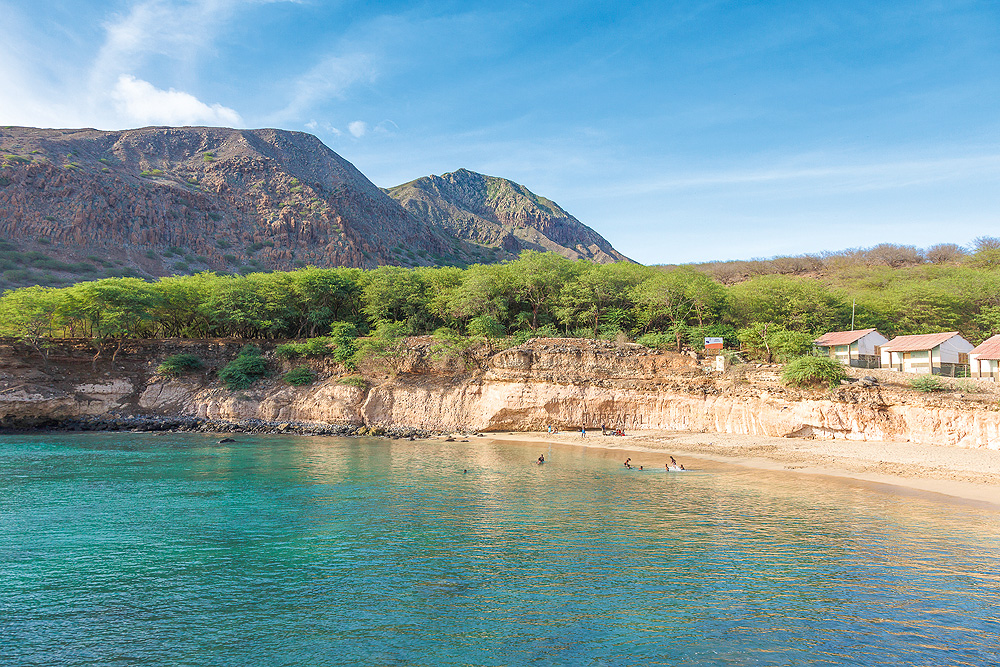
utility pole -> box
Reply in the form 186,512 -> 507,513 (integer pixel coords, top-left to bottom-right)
851,299 -> 856,331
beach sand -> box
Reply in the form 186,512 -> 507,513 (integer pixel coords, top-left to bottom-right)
476,430 -> 1000,509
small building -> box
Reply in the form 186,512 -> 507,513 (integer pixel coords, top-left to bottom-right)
879,331 -> 973,376
969,334 -> 1000,381
813,328 -> 888,368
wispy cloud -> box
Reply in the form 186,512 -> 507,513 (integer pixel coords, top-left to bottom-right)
268,53 -> 377,124
577,153 -> 1000,200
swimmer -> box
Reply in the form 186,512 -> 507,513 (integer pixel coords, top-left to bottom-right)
624,457 -> 631,467
639,465 -> 644,470
537,454 -> 545,465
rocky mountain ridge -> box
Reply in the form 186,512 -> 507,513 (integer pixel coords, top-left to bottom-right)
386,168 -> 629,263
0,126 -> 627,292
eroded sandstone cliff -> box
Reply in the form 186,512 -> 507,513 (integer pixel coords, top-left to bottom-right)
1,337 -> 998,449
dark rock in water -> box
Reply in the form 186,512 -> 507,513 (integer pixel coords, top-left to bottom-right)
219,438 -> 236,443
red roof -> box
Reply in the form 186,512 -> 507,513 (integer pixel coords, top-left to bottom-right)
814,328 -> 879,347
971,334 -> 1000,360
881,332 -> 962,352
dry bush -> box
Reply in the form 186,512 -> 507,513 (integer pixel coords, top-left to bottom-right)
925,243 -> 966,264
864,243 -> 924,268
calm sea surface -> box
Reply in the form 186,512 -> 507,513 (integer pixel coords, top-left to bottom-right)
1,433 -> 999,666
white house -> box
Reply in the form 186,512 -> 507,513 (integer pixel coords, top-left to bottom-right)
969,334 -> 1000,381
813,328 -> 888,368
879,331 -> 973,376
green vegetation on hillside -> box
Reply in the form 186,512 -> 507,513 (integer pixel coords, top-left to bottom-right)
1,244 -> 999,364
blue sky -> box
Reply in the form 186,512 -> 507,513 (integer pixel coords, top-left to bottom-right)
2,0 -> 999,264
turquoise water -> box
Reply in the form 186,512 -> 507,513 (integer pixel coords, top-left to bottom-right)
2,434 -> 999,666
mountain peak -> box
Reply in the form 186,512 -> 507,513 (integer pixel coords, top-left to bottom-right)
386,169 -> 629,264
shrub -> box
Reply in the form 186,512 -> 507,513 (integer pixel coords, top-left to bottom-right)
284,365 -> 316,386
430,327 -> 475,365
338,375 -> 368,390
219,345 -> 267,390
275,337 -> 335,359
782,356 -> 846,389
637,332 -> 674,349
909,375 -> 947,392
157,353 -> 204,377
953,379 -> 978,394
468,315 -> 504,339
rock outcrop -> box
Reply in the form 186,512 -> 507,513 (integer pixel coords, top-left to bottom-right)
1,337 -> 998,449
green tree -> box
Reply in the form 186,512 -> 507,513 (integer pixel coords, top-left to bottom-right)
0,285 -> 66,364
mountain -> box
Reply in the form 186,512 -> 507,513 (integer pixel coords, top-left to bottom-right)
0,126 -> 627,291
386,168 -> 629,264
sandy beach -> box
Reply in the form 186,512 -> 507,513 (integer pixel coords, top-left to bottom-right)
478,430 -> 1000,509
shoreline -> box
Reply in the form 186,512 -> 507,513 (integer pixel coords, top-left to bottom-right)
480,430 -> 1000,510
4,413 -> 997,509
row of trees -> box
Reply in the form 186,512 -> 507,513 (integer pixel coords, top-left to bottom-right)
690,238 -> 1000,285
2,250 -> 999,363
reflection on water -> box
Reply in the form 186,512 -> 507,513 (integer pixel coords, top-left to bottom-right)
2,433 -> 999,666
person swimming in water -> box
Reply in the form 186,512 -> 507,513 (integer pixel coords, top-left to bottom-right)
624,457 -> 631,467
537,454 -> 545,465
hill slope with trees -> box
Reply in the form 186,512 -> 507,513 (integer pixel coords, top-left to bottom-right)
2,242 -> 999,367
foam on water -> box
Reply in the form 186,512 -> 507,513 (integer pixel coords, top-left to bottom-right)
2,433 -> 998,666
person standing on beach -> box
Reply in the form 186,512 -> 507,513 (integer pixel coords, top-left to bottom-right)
581,426 -> 586,438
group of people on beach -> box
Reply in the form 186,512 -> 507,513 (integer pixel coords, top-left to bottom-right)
545,424 -> 626,437
623,456 -> 684,471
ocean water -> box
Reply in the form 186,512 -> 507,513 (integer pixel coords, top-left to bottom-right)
1,433 -> 998,666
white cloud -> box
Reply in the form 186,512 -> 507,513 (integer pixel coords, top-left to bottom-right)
112,74 -> 242,126
348,120 -> 368,137
305,119 -> 342,136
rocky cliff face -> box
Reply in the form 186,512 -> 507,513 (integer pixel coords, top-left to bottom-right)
0,128 -> 629,289
386,169 -> 630,263
1,337 -> 998,449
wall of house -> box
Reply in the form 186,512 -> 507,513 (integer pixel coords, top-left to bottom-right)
940,336 -> 974,364
971,356 -> 999,380
857,333 -> 888,357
